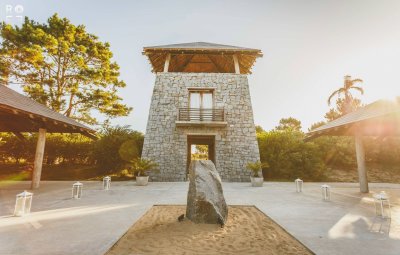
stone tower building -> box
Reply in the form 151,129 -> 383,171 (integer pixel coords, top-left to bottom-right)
142,42 -> 262,181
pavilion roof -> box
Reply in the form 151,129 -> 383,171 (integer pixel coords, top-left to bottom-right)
0,85 -> 96,139
306,99 -> 400,139
144,42 -> 261,51
143,42 -> 263,74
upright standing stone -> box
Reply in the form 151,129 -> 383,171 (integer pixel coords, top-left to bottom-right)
186,160 -> 228,224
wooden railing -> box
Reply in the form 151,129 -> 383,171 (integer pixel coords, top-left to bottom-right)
178,108 -> 224,122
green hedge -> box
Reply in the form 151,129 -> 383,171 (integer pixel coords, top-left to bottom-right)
2,125 -> 400,181
257,130 -> 325,181
0,126 -> 144,175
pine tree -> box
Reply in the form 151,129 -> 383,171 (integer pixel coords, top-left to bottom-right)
0,14 -> 131,124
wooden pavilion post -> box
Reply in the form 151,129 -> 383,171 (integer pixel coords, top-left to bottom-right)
164,53 -> 171,72
233,55 -> 240,74
355,135 -> 369,193
31,128 -> 46,189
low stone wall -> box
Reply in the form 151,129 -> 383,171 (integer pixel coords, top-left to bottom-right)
142,72 -> 260,182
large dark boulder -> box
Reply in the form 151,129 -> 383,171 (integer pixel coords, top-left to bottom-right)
186,160 -> 228,224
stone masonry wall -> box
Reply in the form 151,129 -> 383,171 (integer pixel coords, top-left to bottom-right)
142,72 -> 260,182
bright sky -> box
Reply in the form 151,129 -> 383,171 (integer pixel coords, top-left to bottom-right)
1,0 -> 400,132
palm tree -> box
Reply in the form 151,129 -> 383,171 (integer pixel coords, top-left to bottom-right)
328,75 -> 364,114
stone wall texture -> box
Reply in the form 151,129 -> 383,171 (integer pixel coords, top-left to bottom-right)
142,72 -> 260,182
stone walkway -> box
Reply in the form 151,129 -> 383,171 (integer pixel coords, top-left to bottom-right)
0,181 -> 399,255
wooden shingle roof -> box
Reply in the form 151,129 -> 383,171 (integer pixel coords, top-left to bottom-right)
143,41 -> 263,74
0,85 -> 96,139
307,99 -> 400,139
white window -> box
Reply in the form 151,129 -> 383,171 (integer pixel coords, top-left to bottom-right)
189,90 -> 213,109
189,90 -> 214,120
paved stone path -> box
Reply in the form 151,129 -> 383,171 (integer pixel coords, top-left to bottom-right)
0,181 -> 399,255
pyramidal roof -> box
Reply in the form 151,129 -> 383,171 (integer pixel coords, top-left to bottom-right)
143,41 -> 261,52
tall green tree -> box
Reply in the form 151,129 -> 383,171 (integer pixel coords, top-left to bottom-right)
308,121 -> 326,132
0,14 -> 131,124
327,75 -> 364,115
275,117 -> 302,131
255,125 -> 265,134
325,97 -> 362,121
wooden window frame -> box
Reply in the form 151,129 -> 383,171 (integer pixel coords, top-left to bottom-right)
188,89 -> 214,109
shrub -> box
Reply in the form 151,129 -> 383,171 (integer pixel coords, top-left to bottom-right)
246,161 -> 268,177
92,126 -> 144,174
128,158 -> 159,177
312,136 -> 356,168
257,129 -> 326,181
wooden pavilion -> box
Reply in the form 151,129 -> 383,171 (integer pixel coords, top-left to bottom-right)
142,42 -> 263,74
0,85 -> 96,189
307,99 -> 400,193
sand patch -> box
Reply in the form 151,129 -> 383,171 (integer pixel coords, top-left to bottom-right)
106,205 -> 313,255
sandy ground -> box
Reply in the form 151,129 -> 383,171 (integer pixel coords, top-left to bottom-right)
106,205 -> 312,255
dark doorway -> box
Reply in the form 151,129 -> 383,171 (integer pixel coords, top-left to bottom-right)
187,135 -> 215,175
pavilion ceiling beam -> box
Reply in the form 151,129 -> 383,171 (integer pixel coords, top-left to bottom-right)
188,61 -> 213,64
83,131 -> 98,140
150,52 -> 167,63
154,53 -> 168,70
207,55 -> 225,73
177,54 -> 195,72
12,132 -> 26,141
238,62 -> 248,74
149,53 -> 167,72
220,54 -> 235,73
0,115 -> 41,132
206,60 -> 221,73
146,51 -> 260,74
0,107 -> 95,138
240,55 -> 254,71
237,55 -> 252,74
